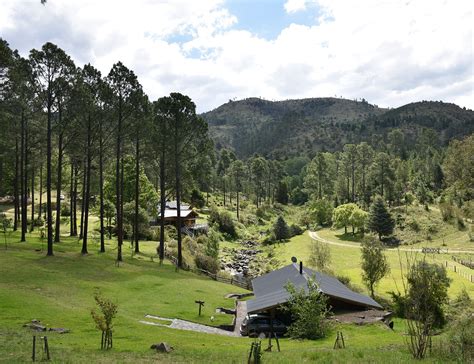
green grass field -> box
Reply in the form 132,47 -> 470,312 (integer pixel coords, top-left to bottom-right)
0,230 -> 460,363
272,230 -> 473,301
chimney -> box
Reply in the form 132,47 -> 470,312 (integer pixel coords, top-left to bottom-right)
299,261 -> 303,275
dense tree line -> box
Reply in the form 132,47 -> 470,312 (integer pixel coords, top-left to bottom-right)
0,39 -> 211,267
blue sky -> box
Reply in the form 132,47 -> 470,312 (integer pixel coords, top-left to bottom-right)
0,0 -> 472,112
225,0 -> 319,39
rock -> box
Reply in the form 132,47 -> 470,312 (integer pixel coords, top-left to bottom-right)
23,320 -> 46,332
151,342 -> 174,353
49,328 -> 70,334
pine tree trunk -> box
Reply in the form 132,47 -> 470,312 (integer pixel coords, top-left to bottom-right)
69,158 -> 74,236
174,122 -> 182,268
72,163 -> 78,236
46,97 -> 53,256
116,99 -> 123,262
134,134 -> 140,254
54,133 -> 63,243
30,162 -> 35,231
13,138 -> 19,231
38,158 -> 43,220
20,110 -> 27,242
82,115 -> 92,255
159,150 -> 166,263
237,190 -> 240,221
79,160 -> 86,240
99,123 -> 105,253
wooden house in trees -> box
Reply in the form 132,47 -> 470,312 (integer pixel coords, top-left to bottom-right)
158,201 -> 198,227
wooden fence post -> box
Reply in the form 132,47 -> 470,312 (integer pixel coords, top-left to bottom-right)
32,336 -> 36,362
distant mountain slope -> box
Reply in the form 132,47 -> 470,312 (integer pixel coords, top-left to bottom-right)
202,98 -> 474,158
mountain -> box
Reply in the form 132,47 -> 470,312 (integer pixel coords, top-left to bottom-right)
201,97 -> 474,158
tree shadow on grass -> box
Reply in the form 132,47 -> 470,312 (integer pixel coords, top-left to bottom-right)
335,232 -> 364,243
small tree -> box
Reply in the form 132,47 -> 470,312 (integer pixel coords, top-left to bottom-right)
361,239 -> 390,298
91,292 -> 118,350
310,198 -> 333,227
349,208 -> 368,235
403,259 -> 451,359
0,213 -> 12,250
332,203 -> 357,234
273,216 -> 289,241
367,196 -> 394,240
284,278 -> 330,340
308,242 -> 331,273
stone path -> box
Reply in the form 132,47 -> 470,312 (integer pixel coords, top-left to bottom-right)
233,301 -> 247,336
139,314 -> 238,337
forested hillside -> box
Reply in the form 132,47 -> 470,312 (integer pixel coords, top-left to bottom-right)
203,98 -> 474,158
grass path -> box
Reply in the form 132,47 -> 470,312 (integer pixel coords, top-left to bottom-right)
309,231 -> 474,254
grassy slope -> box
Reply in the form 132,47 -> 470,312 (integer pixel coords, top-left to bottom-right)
273,231 -> 473,301
0,231 -> 453,364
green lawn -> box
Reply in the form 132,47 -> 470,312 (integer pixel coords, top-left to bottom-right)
0,230 -> 458,363
273,231 -> 473,301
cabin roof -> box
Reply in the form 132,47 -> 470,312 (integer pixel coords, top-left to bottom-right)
247,264 -> 382,313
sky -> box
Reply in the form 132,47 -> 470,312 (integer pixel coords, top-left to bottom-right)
0,0 -> 472,112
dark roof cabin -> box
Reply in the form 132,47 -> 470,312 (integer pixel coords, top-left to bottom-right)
247,263 -> 382,314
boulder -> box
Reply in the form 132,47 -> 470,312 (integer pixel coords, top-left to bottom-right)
151,342 -> 174,353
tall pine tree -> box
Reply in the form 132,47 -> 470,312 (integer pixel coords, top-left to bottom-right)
367,196 -> 394,240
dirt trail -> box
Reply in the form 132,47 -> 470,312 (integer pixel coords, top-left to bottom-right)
309,231 -> 474,254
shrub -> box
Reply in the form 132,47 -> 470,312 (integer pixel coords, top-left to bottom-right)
60,203 -> 71,217
205,229 -> 220,259
308,242 -> 331,273
196,235 -> 208,245
407,219 -> 420,232
91,292 -> 118,351
290,224 -> 303,237
439,202 -> 454,221
190,189 -> 205,208
284,279 -> 331,340
183,236 -> 199,256
209,208 -> 237,237
195,253 -> 219,274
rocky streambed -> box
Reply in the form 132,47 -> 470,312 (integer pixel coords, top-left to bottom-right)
220,240 -> 262,278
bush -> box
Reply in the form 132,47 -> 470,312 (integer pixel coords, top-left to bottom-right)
284,279 -> 331,340
60,203 -> 71,217
195,253 -> 219,274
165,225 -> 177,240
439,202 -> 454,221
34,217 -> 45,227
209,207 -> 237,237
196,235 -> 208,245
290,224 -> 303,237
190,189 -> 205,208
205,229 -> 220,259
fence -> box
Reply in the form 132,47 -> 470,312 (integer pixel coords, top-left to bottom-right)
164,250 -> 253,291
451,255 -> 474,269
445,261 -> 474,283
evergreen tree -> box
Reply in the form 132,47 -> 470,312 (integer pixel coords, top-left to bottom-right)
275,180 -> 289,204
367,196 -> 394,240
273,215 -> 289,241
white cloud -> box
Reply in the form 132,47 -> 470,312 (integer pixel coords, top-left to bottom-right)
284,0 -> 309,14
0,0 -> 472,112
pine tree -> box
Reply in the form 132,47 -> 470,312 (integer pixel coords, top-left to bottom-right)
367,196 -> 395,240
276,180 -> 289,204
274,216 -> 290,241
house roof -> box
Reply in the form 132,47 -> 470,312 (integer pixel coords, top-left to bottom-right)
247,264 -> 382,313
159,209 -> 197,219
165,200 -> 190,210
